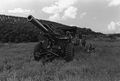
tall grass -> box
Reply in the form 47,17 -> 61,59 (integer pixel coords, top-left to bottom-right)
0,41 -> 120,81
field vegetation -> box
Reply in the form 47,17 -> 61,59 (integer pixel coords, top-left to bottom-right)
0,39 -> 120,81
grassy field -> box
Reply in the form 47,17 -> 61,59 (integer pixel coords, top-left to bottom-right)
0,40 -> 120,81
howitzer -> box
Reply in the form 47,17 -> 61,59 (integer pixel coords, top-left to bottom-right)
27,15 -> 75,62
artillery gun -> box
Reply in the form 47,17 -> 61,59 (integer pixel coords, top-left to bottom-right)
27,15 -> 75,62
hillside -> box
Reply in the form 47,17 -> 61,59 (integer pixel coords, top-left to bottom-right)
0,14 -> 103,43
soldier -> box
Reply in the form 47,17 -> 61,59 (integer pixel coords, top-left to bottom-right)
81,38 -> 86,48
78,33 -> 82,46
66,31 -> 72,38
79,33 -> 82,39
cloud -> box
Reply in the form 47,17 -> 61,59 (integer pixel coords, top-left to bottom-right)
42,0 -> 78,14
55,0 -> 78,9
42,5 -> 60,14
49,14 -> 61,21
80,12 -> 87,19
42,0 -> 78,21
108,21 -> 116,31
48,7 -> 78,21
107,0 -> 120,7
8,8 -> 32,14
62,7 -> 77,19
108,21 -> 120,32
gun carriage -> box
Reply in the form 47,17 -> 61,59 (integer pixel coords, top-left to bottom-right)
27,15 -> 76,62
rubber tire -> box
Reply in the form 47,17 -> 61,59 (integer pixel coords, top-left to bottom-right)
33,42 -> 45,61
64,43 -> 74,62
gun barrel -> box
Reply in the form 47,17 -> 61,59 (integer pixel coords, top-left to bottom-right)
27,15 -> 48,33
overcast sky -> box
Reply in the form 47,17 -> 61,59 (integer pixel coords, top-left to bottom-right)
0,0 -> 120,34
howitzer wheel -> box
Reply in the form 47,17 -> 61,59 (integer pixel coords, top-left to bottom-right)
33,42 -> 46,61
64,43 -> 74,62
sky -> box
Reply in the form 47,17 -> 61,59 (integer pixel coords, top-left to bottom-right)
0,0 -> 120,34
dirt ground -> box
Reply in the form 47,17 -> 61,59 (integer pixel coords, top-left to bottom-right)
0,40 -> 120,81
